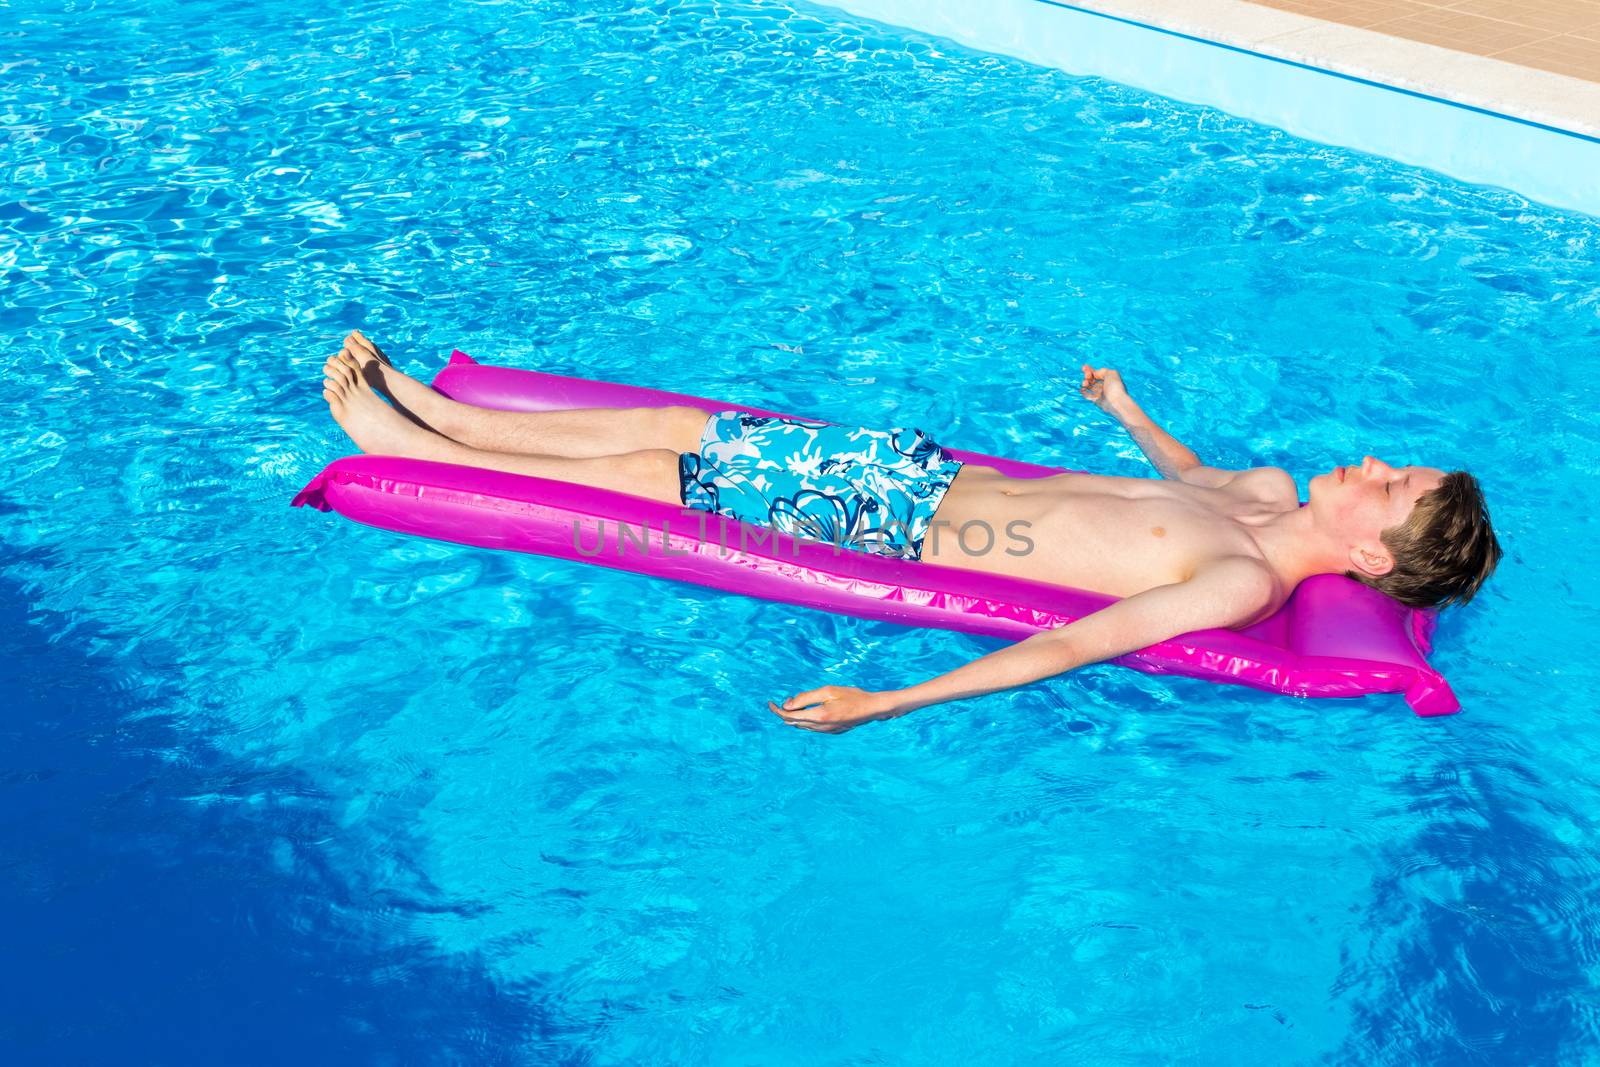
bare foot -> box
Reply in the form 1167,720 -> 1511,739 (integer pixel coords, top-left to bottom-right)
332,329 -> 459,434
323,350 -> 449,457
339,327 -> 394,380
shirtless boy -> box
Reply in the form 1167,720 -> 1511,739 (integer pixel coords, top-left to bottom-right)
320,329 -> 1501,734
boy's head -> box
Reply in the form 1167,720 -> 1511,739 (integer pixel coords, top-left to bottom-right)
1312,457 -> 1502,610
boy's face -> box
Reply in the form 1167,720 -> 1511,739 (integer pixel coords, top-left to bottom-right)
1310,457 -> 1447,576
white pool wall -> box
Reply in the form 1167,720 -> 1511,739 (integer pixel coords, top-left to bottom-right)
813,0 -> 1600,217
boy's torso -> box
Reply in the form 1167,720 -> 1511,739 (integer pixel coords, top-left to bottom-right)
923,464 -> 1300,611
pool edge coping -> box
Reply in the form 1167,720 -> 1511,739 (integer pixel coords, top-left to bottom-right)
811,0 -> 1600,216
1060,0 -> 1600,143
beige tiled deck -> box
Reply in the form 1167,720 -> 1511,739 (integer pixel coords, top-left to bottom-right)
1247,0 -> 1600,80
822,0 -> 1600,208
1072,0 -> 1600,138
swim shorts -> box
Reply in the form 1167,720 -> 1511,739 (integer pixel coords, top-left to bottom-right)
677,412 -> 964,561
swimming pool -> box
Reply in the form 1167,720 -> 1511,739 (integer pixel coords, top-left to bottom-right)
3,0 -> 1598,1061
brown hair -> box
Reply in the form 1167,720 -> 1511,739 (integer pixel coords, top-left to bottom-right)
1345,471 -> 1502,610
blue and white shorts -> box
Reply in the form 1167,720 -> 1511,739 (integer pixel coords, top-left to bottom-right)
678,412 -> 964,561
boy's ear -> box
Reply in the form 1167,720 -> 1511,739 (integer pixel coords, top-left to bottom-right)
1350,543 -> 1393,577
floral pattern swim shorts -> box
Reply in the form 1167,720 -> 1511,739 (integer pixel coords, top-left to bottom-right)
677,412 -> 964,561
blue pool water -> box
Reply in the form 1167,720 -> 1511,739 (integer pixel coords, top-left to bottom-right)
4,0 -> 1600,1061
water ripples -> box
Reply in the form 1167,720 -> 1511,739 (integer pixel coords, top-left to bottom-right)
5,0 -> 1600,1060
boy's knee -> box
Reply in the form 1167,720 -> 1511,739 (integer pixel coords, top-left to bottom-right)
638,449 -> 686,502
595,449 -> 683,506
656,406 -> 710,452
634,448 -> 684,480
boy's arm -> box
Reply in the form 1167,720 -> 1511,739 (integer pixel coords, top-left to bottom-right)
769,557 -> 1278,733
1114,396 -> 1240,488
1116,396 -> 1198,478
1083,366 -> 1237,488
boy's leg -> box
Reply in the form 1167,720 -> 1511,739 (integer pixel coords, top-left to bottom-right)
323,350 -> 685,503
335,330 -> 709,458
435,402 -> 709,459
424,442 -> 684,504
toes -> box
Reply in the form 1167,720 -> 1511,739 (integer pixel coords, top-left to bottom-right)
351,328 -> 391,365
339,338 -> 372,363
338,331 -> 395,376
339,351 -> 370,390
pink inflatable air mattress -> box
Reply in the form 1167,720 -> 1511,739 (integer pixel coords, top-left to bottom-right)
291,350 -> 1458,716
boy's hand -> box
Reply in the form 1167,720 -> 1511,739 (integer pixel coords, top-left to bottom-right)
768,686 -> 900,734
1080,364 -> 1132,418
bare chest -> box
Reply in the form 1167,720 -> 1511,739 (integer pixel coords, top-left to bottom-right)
924,467 -> 1296,598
